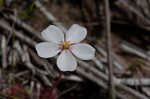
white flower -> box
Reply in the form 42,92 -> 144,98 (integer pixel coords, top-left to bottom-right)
35,24 -> 95,71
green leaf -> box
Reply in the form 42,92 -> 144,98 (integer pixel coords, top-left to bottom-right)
17,2 -> 35,19
0,0 -> 3,6
29,2 -> 35,12
24,86 -> 32,95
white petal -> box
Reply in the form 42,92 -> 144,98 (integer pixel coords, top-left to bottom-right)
35,42 -> 60,58
66,24 -> 87,43
57,50 -> 77,71
41,25 -> 64,43
71,43 -> 95,60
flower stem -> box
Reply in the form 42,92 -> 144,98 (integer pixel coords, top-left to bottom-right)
52,71 -> 63,90
49,71 -> 63,99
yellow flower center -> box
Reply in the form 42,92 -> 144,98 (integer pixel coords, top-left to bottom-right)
62,41 -> 70,49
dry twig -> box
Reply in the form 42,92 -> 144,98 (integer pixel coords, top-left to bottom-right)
104,0 -> 116,98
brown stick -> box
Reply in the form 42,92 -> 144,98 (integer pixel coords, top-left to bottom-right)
76,66 -> 126,99
35,1 -> 66,32
0,20 -> 36,48
1,36 -> 7,68
117,78 -> 150,86
4,15 -> 43,41
115,0 -> 150,32
104,0 -> 116,98
79,61 -> 148,99
120,41 -> 150,60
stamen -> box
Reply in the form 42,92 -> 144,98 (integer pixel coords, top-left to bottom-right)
62,41 -> 70,49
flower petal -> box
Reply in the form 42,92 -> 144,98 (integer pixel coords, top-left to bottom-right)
66,24 -> 87,43
35,42 -> 60,58
41,25 -> 64,43
57,50 -> 77,71
71,43 -> 95,60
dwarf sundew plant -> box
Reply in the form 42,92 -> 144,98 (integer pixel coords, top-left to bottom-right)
35,24 -> 95,71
